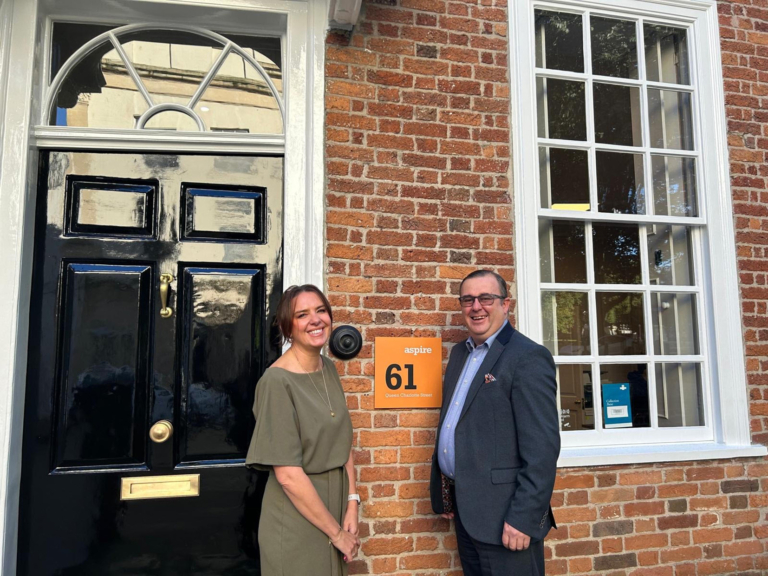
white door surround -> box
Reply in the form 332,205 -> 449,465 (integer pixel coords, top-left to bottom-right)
0,0 -> 328,573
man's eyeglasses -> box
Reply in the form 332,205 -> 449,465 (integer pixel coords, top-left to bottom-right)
458,294 -> 505,307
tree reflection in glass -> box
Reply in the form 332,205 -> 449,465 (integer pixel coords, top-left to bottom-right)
591,16 -> 638,79
537,78 -> 587,141
647,225 -> 694,285
539,147 -> 590,210
596,151 -> 645,214
648,89 -> 694,150
593,83 -> 642,146
652,155 -> 697,217
596,292 -> 646,355
539,220 -> 587,283
593,223 -> 641,284
645,24 -> 690,85
535,10 -> 584,73
542,291 -> 591,356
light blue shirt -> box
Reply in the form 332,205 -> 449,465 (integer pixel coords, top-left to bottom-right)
437,321 -> 508,479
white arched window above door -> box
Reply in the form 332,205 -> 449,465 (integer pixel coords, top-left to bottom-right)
45,23 -> 285,134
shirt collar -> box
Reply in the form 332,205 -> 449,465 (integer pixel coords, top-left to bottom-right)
465,320 -> 509,352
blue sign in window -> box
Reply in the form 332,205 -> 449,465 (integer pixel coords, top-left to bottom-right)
602,383 -> 633,428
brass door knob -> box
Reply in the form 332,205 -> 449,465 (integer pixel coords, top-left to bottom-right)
149,420 -> 173,443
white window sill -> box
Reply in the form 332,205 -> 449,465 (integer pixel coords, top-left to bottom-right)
558,442 -> 767,468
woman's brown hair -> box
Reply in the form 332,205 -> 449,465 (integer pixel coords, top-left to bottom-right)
275,284 -> 334,344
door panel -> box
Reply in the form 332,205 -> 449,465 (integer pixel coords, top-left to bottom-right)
19,151 -> 282,575
178,266 -> 264,463
54,262 -> 152,470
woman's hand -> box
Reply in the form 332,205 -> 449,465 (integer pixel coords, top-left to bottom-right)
343,501 -> 359,537
331,529 -> 360,562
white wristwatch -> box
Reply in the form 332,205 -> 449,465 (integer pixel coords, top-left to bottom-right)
347,493 -> 361,504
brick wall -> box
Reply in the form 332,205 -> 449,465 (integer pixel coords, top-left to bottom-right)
324,1 -> 768,574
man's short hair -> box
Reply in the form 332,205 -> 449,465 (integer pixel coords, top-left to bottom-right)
459,270 -> 508,298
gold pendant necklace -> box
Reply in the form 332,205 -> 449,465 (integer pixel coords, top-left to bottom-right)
293,348 -> 335,417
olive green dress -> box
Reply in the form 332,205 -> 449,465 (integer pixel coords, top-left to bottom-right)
246,356 -> 353,576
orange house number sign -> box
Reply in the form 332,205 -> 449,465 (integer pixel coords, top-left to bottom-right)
374,337 -> 442,409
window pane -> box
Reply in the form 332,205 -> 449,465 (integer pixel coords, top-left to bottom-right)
50,25 -> 282,133
644,24 -> 690,85
557,364 -> 594,431
648,89 -> 694,150
656,363 -> 704,427
542,292 -> 591,356
600,363 -> 650,428
647,225 -> 694,286
539,147 -> 590,210
192,50 -> 283,134
596,151 -> 645,214
652,293 -> 699,355
593,83 -> 642,146
651,155 -> 697,217
51,39 -> 147,128
596,292 -> 646,355
593,223 -> 641,284
539,220 -> 587,283
537,78 -> 587,141
591,17 -> 638,79
535,10 -> 584,73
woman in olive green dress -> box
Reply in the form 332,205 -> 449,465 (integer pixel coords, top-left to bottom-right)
246,285 -> 359,576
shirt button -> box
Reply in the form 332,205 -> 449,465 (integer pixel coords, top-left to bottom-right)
455,402 -> 459,406
443,449 -> 447,453
447,424 -> 450,428
473,358 -> 477,362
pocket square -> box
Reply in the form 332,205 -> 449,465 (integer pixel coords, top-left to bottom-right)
484,373 -> 497,384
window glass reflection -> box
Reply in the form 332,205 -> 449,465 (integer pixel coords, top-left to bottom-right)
593,83 -> 642,146
535,10 -> 584,73
648,89 -> 694,150
652,293 -> 699,355
647,225 -> 694,286
596,292 -> 646,355
557,364 -> 594,431
537,78 -> 587,141
591,17 -> 638,79
539,147 -> 590,210
645,24 -> 690,85
596,151 -> 645,214
656,363 -> 704,427
593,223 -> 641,284
652,155 -> 697,217
539,220 -> 587,283
600,363 -> 650,428
50,24 -> 282,133
542,292 -> 591,356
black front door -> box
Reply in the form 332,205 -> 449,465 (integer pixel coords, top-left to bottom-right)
19,151 -> 283,575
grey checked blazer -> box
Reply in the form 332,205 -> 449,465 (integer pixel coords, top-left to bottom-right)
430,323 -> 560,544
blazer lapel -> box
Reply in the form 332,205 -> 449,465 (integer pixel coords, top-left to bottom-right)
458,323 -> 515,422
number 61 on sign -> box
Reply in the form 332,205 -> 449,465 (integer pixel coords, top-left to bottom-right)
374,337 -> 443,409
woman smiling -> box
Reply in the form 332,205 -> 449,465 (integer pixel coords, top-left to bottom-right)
246,285 -> 359,575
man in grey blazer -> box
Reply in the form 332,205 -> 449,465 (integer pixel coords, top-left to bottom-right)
430,270 -> 560,575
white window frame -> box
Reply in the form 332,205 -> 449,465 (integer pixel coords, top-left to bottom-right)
510,0 -> 767,466
0,0 -> 327,573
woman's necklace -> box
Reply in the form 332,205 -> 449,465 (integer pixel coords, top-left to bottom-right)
292,347 -> 335,417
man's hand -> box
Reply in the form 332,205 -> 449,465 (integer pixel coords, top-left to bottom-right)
502,522 -> 530,551
440,512 -> 454,520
